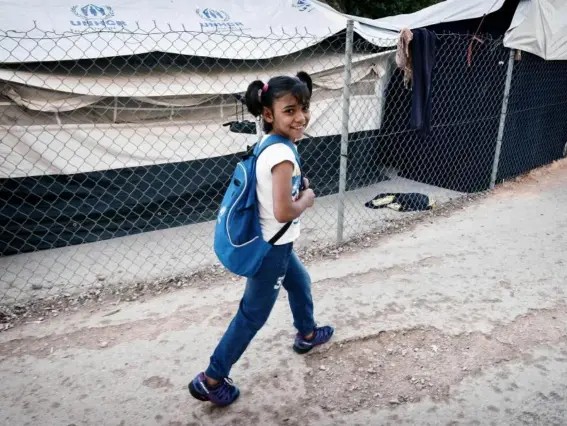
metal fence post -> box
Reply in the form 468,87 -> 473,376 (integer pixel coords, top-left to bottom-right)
336,19 -> 354,243
490,48 -> 515,189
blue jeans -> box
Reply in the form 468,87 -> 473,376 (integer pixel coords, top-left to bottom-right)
206,243 -> 316,380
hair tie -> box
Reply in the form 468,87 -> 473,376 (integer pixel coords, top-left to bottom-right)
258,83 -> 269,102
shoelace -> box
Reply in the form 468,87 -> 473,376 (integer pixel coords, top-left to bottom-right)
214,377 -> 235,400
313,327 -> 332,342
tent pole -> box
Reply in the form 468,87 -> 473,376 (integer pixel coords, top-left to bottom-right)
490,48 -> 515,189
336,20 -> 354,243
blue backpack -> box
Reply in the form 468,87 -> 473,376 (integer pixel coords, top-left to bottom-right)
214,134 -> 302,277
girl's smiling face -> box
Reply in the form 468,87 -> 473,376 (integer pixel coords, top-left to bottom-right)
263,93 -> 311,141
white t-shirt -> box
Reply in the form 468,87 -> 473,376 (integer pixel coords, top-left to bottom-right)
255,136 -> 302,245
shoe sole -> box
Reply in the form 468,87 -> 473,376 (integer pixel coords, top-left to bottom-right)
188,381 -> 208,402
188,381 -> 241,406
294,330 -> 335,354
293,344 -> 314,354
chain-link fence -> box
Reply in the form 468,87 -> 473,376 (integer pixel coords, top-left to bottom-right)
1,23 -> 566,309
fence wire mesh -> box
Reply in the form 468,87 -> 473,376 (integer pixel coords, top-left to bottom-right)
0,25 -> 566,312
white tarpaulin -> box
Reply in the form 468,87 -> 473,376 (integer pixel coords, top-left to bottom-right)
0,83 -> 393,178
1,85 -> 101,112
351,0 -> 507,46
504,0 -> 567,60
0,51 -> 387,97
0,0 -> 347,63
1,0 -> 565,62
351,0 -> 567,60
0,51 -> 396,178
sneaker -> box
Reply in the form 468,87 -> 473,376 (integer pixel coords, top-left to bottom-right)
188,372 -> 240,407
293,325 -> 335,354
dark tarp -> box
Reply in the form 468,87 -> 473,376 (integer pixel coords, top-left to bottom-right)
0,132 -> 389,256
496,52 -> 567,182
369,33 -> 509,193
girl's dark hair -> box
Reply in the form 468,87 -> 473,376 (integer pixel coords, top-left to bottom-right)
244,71 -> 313,132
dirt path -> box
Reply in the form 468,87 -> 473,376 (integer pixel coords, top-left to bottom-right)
1,160 -> 567,426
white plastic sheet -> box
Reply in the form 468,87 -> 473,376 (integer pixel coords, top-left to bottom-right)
0,0 -> 347,62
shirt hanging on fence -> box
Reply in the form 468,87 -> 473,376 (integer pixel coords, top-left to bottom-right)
396,28 -> 414,88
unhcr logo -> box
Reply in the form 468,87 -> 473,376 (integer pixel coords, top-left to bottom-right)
196,8 -> 230,22
70,4 -> 127,29
293,0 -> 314,12
72,4 -> 114,19
196,8 -> 244,31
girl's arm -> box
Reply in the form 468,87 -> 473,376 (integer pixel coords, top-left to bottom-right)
271,161 -> 315,223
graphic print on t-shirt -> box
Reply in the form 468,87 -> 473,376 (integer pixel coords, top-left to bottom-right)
291,168 -> 302,225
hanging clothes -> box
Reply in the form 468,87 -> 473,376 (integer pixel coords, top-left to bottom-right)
395,28 -> 414,88
409,28 -> 437,138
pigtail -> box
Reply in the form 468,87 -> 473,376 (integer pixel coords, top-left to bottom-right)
245,80 -> 265,117
296,71 -> 313,95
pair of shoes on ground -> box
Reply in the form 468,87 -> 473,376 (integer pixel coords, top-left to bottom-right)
188,325 -> 334,407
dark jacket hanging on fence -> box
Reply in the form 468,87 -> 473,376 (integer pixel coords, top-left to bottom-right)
409,28 -> 437,138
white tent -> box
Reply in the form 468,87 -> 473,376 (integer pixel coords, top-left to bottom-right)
503,0 -> 567,61
351,0 -> 567,61
0,45 -> 395,178
1,0 -> 566,178
0,0 -> 565,62
0,0 -> 348,63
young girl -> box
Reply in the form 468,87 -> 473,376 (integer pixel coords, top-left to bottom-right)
189,71 -> 334,407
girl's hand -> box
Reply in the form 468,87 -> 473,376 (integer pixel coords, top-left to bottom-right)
299,188 -> 316,208
272,163 -> 314,221
302,177 -> 310,190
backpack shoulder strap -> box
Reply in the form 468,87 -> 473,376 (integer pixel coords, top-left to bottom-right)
255,134 -> 301,167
